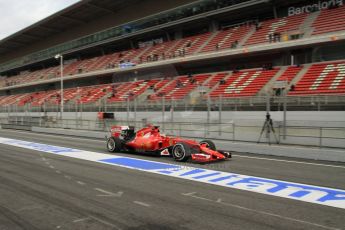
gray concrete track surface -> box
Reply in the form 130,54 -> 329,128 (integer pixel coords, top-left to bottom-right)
0,129 -> 344,230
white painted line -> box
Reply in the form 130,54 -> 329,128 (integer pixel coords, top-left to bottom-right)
182,192 -> 197,196
183,192 -> 340,230
55,170 -> 61,174
233,154 -> 345,169
49,165 -> 55,169
76,181 -> 86,185
133,201 -> 151,207
89,216 -> 122,230
73,217 -> 90,223
64,175 -> 72,180
94,188 -> 123,197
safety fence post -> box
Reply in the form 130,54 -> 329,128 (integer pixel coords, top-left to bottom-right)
319,127 -> 322,148
134,98 -> 137,123
104,97 -> 108,113
126,97 -> 130,125
206,96 -> 211,136
204,123 -> 207,138
170,98 -> 174,122
233,123 -> 235,141
162,97 -> 165,132
218,95 -> 222,136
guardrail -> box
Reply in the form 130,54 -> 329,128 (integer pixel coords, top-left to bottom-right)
279,125 -> 345,148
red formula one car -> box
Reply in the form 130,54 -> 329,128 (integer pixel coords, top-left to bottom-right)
106,124 -> 231,163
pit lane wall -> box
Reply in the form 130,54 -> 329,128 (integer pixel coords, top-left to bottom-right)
1,111 -> 345,162
1,111 -> 345,148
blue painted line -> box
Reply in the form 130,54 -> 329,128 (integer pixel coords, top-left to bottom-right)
99,157 -> 181,170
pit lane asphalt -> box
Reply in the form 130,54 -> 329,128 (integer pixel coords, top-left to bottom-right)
0,129 -> 344,230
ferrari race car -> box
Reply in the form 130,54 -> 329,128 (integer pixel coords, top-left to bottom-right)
106,125 -> 231,163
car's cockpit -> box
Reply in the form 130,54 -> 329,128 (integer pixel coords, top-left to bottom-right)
120,126 -> 136,141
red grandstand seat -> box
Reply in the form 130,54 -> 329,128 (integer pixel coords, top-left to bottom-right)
201,25 -> 252,52
312,5 -> 345,35
276,65 -> 303,83
209,69 -> 279,98
289,61 -> 345,95
245,13 -> 307,46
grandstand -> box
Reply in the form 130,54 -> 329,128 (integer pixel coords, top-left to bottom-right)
0,0 -> 345,112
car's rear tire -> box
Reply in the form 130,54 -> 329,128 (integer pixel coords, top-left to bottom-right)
107,137 -> 122,152
199,140 -> 216,150
172,143 -> 191,162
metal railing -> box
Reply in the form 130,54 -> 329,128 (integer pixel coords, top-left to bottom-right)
1,95 -> 345,114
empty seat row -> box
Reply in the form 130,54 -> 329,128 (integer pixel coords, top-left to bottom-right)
209,69 -> 279,97
289,62 -> 345,95
312,5 -> 345,35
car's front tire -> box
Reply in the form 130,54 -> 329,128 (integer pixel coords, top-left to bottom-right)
107,137 -> 122,152
172,143 -> 191,162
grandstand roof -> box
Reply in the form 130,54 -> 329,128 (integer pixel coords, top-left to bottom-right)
0,0 -> 140,55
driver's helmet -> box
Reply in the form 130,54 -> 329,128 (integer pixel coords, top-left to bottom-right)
120,129 -> 129,138
120,126 -> 134,139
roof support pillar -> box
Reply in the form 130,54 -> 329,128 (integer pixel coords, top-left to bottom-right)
209,19 -> 218,32
273,5 -> 277,19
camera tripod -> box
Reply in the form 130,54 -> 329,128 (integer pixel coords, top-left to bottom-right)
257,113 -> 279,145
